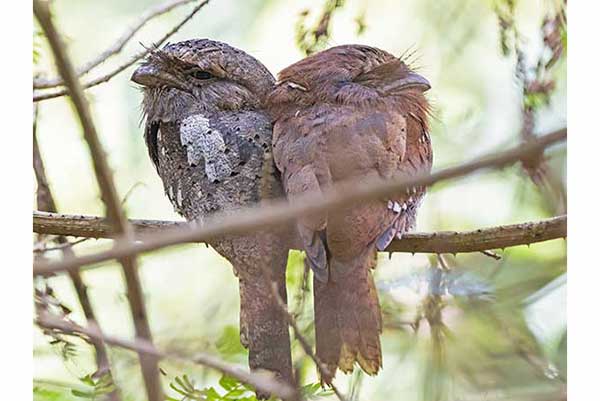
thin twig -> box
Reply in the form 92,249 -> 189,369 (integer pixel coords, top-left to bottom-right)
33,105 -> 55,213
32,128 -> 566,276
269,282 -> 348,401
32,211 -> 567,257
291,263 -> 311,318
33,237 -> 91,254
35,313 -> 298,401
33,106 -> 120,400
33,0 -> 211,102
437,254 -> 450,271
480,250 -> 502,260
33,1 -> 162,399
33,0 -> 202,89
120,182 -> 147,208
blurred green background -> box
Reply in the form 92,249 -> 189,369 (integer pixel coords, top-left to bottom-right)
33,0 -> 566,400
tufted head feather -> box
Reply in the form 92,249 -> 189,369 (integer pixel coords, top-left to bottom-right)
132,39 -> 275,122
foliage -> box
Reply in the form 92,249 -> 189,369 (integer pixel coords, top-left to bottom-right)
70,373 -> 118,399
164,374 -> 335,401
33,372 -> 117,401
33,30 -> 43,64
295,0 -> 347,55
33,0 -> 567,400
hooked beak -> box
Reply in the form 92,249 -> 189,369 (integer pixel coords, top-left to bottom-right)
131,64 -> 191,92
387,72 -> 431,93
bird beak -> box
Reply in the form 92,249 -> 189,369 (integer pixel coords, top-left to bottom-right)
390,72 -> 431,93
131,64 -> 191,92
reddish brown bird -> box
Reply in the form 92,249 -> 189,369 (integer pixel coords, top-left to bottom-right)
267,45 -> 432,383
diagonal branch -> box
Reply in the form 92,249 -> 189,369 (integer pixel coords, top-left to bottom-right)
269,282 -> 348,401
32,211 -> 567,255
33,106 -> 121,401
33,0 -> 204,89
33,1 -> 162,399
36,313 -> 298,401
32,128 -> 566,276
33,0 -> 211,102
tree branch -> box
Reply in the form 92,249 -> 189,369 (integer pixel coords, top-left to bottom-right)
33,211 -> 566,255
32,128 -> 566,276
36,313 -> 298,401
34,107 -> 121,401
33,0 -> 211,102
33,0 -> 204,89
269,283 -> 347,401
33,1 -> 162,399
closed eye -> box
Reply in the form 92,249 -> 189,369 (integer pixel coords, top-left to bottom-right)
189,70 -> 214,80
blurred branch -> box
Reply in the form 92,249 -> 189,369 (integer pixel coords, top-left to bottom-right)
33,1 -> 162,399
295,0 -> 346,55
33,0 -> 211,102
496,0 -> 567,213
36,313 -> 298,401
32,127 -> 566,276
269,283 -> 347,401
33,0 -> 204,89
480,250 -> 502,260
33,105 -> 55,212
33,212 -> 566,255
34,237 -> 90,254
33,106 -> 120,400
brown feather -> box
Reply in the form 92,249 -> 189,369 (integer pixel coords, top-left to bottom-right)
268,44 -> 433,382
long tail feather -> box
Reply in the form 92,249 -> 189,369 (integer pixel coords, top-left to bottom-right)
313,250 -> 382,384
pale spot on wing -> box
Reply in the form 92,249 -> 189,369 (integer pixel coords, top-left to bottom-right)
287,81 -> 307,91
180,114 -> 236,183
176,187 -> 183,208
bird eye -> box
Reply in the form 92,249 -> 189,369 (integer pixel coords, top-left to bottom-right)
189,70 -> 214,80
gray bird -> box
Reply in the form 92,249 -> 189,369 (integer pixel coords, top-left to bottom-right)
131,39 -> 294,395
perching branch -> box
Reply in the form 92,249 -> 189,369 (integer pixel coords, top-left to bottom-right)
36,313 -> 298,401
33,128 -> 566,276
33,0 -> 204,89
33,1 -> 162,399
33,211 -> 566,255
33,0 -> 211,102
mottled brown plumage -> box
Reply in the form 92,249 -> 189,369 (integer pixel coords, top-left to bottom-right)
267,44 -> 432,383
131,39 -> 293,397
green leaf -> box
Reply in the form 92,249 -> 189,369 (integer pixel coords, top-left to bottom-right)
204,387 -> 221,400
78,374 -> 95,387
71,389 -> 95,398
223,388 -> 246,399
219,375 -> 238,391
216,325 -> 246,357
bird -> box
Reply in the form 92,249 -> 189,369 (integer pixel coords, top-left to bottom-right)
131,39 -> 294,396
267,44 -> 432,383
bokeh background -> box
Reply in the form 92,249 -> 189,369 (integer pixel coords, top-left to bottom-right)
33,0 -> 567,400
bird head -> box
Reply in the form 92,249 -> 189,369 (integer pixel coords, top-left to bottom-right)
268,44 -> 430,115
132,39 -> 275,122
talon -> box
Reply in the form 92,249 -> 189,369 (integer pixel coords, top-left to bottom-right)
393,202 -> 401,213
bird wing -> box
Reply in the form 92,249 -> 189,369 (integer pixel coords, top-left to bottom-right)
150,110 -> 279,221
144,121 -> 160,171
273,102 -> 409,279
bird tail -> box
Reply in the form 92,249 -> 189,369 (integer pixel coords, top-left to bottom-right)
237,248 -> 294,398
313,249 -> 382,384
